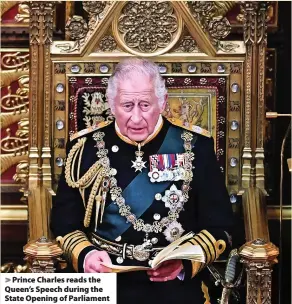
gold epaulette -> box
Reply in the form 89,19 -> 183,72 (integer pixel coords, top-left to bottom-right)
166,117 -> 211,138
70,120 -> 113,141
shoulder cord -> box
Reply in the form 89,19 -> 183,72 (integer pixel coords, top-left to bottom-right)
64,137 -> 105,227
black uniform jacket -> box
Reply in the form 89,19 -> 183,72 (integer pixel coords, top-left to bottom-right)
51,117 -> 234,304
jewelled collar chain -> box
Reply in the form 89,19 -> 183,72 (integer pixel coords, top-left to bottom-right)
92,128 -> 195,260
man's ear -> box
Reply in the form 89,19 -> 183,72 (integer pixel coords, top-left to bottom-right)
160,94 -> 168,113
109,100 -> 115,115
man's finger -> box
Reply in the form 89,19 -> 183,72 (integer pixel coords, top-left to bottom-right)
99,251 -> 112,265
150,265 -> 178,277
150,274 -> 177,282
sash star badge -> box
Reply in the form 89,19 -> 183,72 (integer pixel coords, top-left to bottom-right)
162,184 -> 184,211
163,221 -> 185,242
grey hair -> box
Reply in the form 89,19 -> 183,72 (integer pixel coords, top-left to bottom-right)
106,58 -> 167,110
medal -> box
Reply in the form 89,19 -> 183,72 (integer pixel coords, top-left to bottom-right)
131,143 -> 147,172
149,153 -> 186,182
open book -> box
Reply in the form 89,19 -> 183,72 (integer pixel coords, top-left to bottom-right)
101,232 -> 205,273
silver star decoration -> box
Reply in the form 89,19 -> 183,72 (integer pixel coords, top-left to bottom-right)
131,156 -> 146,172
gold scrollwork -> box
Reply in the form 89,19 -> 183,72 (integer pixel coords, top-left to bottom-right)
113,1 -> 183,56
1,52 -> 29,71
1,75 -> 29,114
1,119 -> 29,155
1,70 -> 28,88
1,118 -> 29,174
13,159 -> 29,201
15,4 -> 30,23
1,154 -> 28,174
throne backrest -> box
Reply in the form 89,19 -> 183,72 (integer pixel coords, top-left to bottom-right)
53,68 -> 243,212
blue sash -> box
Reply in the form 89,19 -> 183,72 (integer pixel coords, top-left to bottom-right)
96,126 -> 194,240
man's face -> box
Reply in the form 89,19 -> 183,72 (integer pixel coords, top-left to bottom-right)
112,74 -> 166,142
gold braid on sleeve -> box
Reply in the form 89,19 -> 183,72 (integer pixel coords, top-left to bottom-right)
64,137 -> 107,228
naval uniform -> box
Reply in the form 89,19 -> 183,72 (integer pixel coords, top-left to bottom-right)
51,116 -> 234,304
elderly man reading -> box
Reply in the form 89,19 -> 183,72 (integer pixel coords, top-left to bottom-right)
51,58 -> 234,303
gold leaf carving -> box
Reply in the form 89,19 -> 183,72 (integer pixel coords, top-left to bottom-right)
187,1 -> 235,45
13,160 -> 29,199
1,118 -> 29,173
1,119 -> 29,155
114,1 -> 182,56
1,52 -> 29,71
174,35 -> 200,53
1,70 -> 28,88
96,35 -> 118,52
1,75 -> 29,114
1,111 -> 29,130
15,4 -> 29,23
1,154 -> 28,174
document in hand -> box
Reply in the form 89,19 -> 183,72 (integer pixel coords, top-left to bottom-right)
101,232 -> 205,273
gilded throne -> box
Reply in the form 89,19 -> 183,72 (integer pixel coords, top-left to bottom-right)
1,1 -> 283,303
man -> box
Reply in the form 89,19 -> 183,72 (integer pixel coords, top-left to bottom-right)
51,58 -> 234,303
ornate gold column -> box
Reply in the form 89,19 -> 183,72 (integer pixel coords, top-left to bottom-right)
28,2 -> 55,240
242,2 -> 258,189
240,239 -> 279,304
255,2 -> 268,192
242,2 -> 268,192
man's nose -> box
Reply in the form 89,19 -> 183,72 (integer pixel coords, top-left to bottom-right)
131,106 -> 143,123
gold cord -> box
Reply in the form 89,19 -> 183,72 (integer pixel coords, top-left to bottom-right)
65,137 -> 106,228
84,174 -> 103,227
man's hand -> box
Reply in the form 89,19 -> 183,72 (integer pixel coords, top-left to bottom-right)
84,250 -> 112,273
147,260 -> 183,282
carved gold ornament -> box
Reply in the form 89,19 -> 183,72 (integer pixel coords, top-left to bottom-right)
113,1 -> 183,56
83,1 -> 111,40
15,4 -> 30,23
56,15 -> 88,53
174,36 -> 199,53
98,35 -> 118,52
1,118 -> 29,174
66,15 -> 88,41
1,76 -> 29,114
1,52 -> 29,71
208,18 -> 231,40
188,1 -> 235,49
83,1 -> 106,16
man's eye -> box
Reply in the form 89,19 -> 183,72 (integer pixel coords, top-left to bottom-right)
123,104 -> 133,110
141,103 -> 149,109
